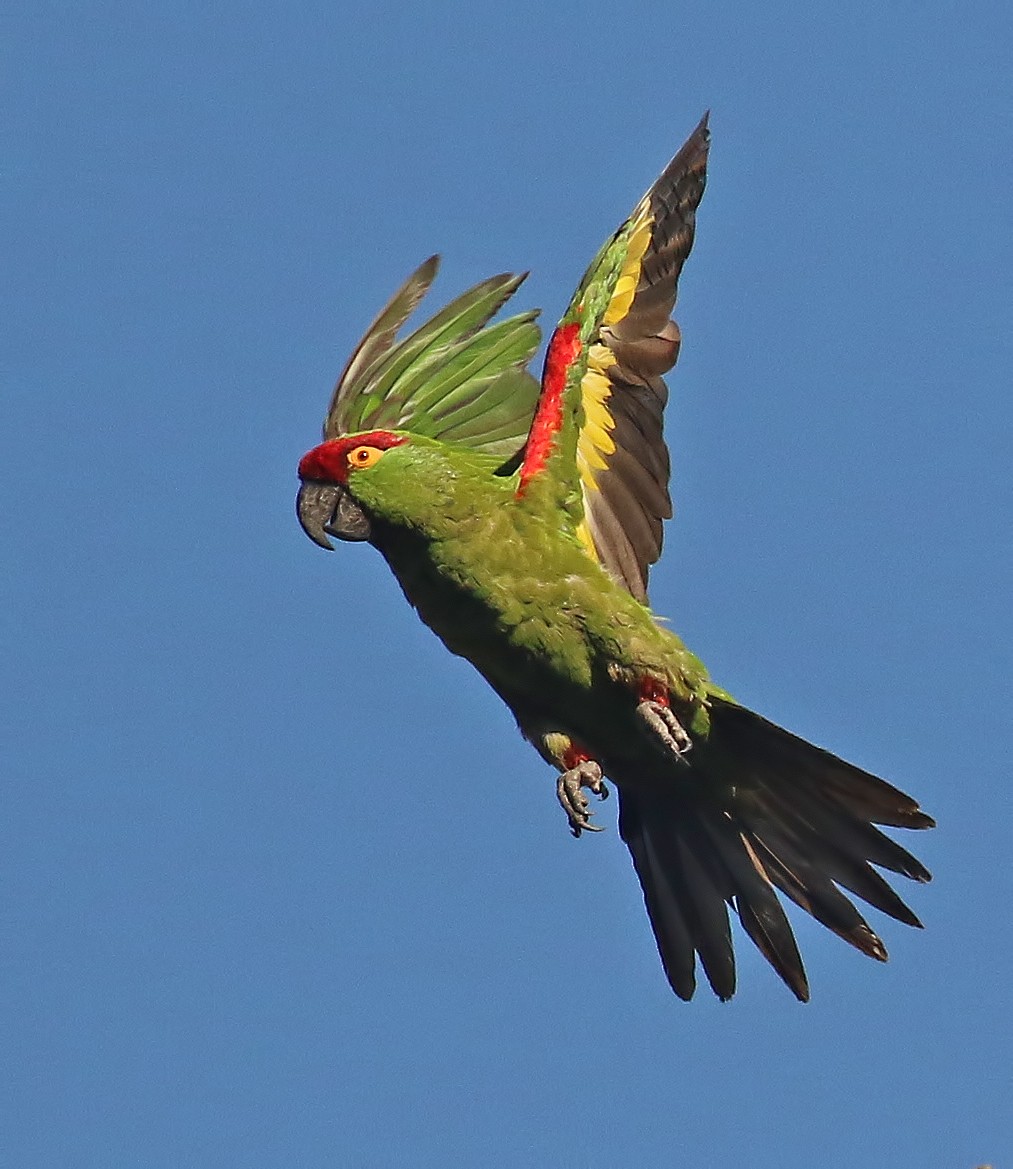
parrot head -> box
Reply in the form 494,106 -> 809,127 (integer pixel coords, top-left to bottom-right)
296,430 -> 487,549
296,431 -> 408,548
296,258 -> 544,551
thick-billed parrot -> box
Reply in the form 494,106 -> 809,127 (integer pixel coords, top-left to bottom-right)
296,116 -> 933,1001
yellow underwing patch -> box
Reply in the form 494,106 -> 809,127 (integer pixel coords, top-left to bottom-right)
577,343 -> 618,494
573,201 -> 653,563
602,200 -> 652,327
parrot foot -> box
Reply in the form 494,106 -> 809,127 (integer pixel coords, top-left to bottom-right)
557,760 -> 610,838
638,700 -> 693,761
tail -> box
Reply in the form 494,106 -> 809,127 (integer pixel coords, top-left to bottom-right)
617,697 -> 934,1002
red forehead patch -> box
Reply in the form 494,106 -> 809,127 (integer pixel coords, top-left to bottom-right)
298,431 -> 408,483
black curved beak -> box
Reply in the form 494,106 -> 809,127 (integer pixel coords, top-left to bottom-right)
296,481 -> 372,548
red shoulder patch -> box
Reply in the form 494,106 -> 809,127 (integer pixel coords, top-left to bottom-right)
517,322 -> 582,496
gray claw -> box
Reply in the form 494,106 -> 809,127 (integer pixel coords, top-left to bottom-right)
556,761 -> 609,837
637,700 -> 693,761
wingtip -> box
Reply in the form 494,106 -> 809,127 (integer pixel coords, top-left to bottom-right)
493,269 -> 530,294
693,111 -> 711,143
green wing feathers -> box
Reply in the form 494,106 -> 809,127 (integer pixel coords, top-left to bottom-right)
325,257 -> 542,459
519,115 -> 711,601
325,254 -> 440,435
322,114 -> 709,534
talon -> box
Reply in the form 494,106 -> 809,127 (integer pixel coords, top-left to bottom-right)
557,760 -> 608,837
637,699 -> 693,761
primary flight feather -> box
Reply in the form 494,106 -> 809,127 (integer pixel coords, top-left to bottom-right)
296,116 -> 933,1001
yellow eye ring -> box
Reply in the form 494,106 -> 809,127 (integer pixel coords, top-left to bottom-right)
346,445 -> 384,471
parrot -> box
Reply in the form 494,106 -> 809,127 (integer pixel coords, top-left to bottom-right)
295,115 -> 933,1002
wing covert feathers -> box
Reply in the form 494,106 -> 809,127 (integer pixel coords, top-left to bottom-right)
619,697 -> 932,1001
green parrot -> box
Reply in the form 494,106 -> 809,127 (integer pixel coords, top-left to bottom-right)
296,115 -> 933,1002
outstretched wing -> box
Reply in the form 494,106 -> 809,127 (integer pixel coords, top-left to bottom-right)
323,256 -> 542,460
517,115 -> 710,600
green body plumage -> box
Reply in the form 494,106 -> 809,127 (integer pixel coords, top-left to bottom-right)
355,437 -> 711,735
296,118 -> 933,1001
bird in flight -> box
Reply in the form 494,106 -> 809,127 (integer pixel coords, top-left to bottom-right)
296,115 -> 933,1001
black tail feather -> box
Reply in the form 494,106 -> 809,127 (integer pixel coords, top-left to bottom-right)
717,702 -> 934,830
699,815 -> 810,1001
749,830 -> 891,960
674,831 -> 737,1000
623,820 -> 697,999
622,801 -> 737,1000
617,698 -> 932,1000
760,768 -> 931,882
748,785 -> 927,925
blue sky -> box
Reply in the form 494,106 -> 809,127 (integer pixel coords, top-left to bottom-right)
4,1 -> 1011,1165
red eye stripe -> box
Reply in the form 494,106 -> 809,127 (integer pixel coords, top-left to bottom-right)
297,432 -> 408,483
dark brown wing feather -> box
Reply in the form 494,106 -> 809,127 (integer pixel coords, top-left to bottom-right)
580,116 -> 710,600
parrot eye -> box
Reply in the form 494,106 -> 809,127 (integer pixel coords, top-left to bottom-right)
346,445 -> 384,471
